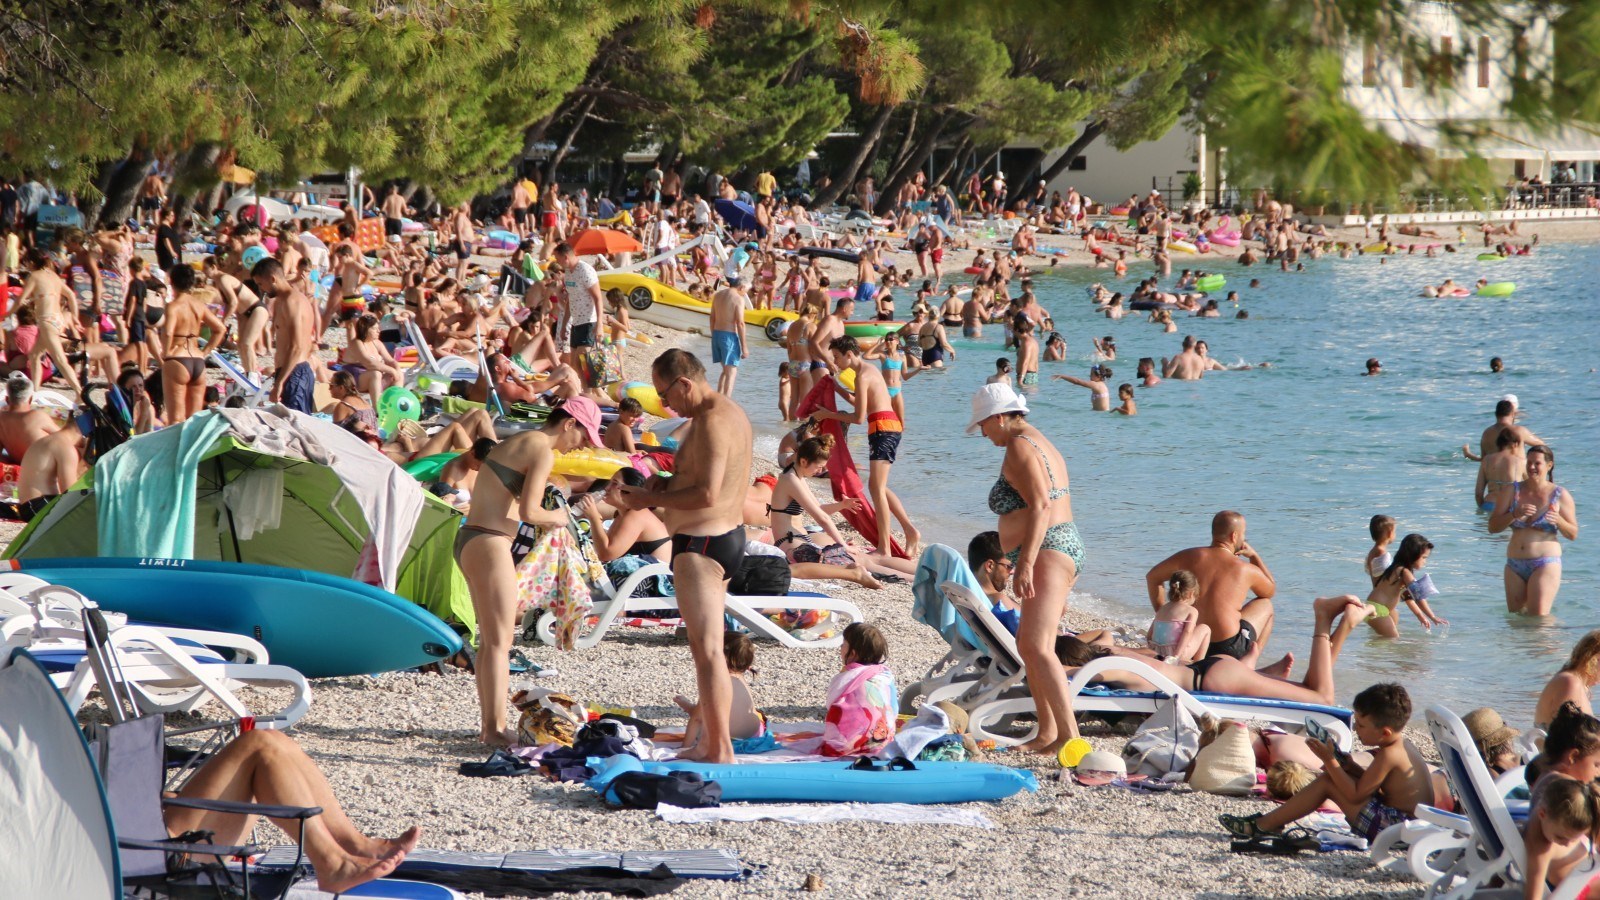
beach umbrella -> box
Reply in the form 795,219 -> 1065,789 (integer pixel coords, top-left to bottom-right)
569,227 -> 643,256
715,198 -> 758,232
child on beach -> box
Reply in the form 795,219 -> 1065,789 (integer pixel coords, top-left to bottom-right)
1521,775 -> 1600,899
1366,533 -> 1448,638
675,632 -> 764,753
604,397 -> 642,453
1112,383 -> 1136,416
777,362 -> 793,422
1148,570 -> 1209,662
821,623 -> 898,758
1365,515 -> 1395,585
1221,683 -> 1433,844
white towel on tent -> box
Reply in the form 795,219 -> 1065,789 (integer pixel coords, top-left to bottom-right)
220,468 -> 283,540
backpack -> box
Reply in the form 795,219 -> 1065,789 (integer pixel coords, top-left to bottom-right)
729,555 -> 790,596
602,771 -> 722,810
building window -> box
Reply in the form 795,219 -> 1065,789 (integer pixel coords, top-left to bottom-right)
1478,36 -> 1491,87
1363,41 -> 1379,86
1439,36 -> 1454,88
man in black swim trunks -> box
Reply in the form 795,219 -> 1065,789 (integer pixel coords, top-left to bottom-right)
1144,510 -> 1278,668
614,349 -> 752,765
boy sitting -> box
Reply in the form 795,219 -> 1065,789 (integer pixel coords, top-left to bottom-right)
1220,683 -> 1432,842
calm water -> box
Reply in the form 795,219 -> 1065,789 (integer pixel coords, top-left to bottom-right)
729,243 -> 1599,727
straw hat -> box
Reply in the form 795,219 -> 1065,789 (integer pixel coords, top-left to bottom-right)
1463,708 -> 1520,750
1073,750 -> 1126,786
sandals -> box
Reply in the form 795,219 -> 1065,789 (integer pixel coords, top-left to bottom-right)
1219,813 -> 1278,840
1230,826 -> 1321,855
458,749 -> 535,778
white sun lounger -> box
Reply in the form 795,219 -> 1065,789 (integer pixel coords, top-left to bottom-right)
1412,705 -> 1596,900
402,319 -> 478,389
529,560 -> 864,650
936,581 -> 1355,750
1370,765 -> 1528,884
207,351 -> 273,408
1,586 -> 310,729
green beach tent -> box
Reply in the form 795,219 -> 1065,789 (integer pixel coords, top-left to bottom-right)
4,410 -> 475,637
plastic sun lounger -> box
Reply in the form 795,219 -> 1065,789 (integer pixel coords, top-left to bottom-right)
0,585 -> 310,729
402,319 -> 478,388
936,581 -> 1355,750
530,561 -> 864,650
1416,706 -> 1597,900
1370,766 -> 1529,884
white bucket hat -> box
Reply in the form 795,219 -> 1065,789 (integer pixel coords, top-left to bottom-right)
1500,393 -> 1518,408
966,383 -> 1028,434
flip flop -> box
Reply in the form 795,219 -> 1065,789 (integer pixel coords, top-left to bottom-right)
458,749 -> 535,778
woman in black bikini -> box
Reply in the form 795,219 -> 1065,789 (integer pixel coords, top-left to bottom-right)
767,434 -> 913,585
578,468 -> 671,564
456,397 -> 603,746
160,263 -> 226,422
1054,595 -> 1370,707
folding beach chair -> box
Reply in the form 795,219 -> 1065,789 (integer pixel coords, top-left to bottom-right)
402,319 -> 478,390
209,350 -> 272,408
1418,705 -> 1598,900
528,560 -> 865,651
0,645 -> 460,900
899,545 -> 995,714
935,581 -> 1354,750
1,585 -> 310,729
1370,764 -> 1529,885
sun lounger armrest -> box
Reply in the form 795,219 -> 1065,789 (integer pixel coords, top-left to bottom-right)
163,796 -> 324,820
119,836 -> 267,858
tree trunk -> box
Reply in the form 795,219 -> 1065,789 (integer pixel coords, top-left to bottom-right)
1037,119 -> 1107,186
96,151 -> 153,227
813,103 -> 892,208
544,95 -> 596,184
607,154 -> 629,199
889,106 -> 920,172
167,142 -> 224,220
519,108 -> 562,177
933,134 -> 971,188
873,110 -> 955,217
1002,148 -> 1045,194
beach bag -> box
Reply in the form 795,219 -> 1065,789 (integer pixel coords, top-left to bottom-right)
821,663 -> 898,758
578,344 -> 623,389
1188,719 -> 1258,795
514,521 -> 598,651
603,771 -> 721,810
1122,696 -> 1200,778
512,689 -> 586,747
729,555 -> 790,596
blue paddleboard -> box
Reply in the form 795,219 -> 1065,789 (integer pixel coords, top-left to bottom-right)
11,557 -> 461,678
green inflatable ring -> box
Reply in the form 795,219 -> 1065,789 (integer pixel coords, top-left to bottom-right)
1476,281 -> 1516,297
1195,275 -> 1226,293
1477,253 -> 1506,262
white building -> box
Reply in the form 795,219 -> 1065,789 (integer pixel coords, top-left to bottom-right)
1034,1 -> 1600,208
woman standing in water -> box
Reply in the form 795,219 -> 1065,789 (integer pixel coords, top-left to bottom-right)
968,383 -> 1085,754
455,397 -> 603,745
1489,445 -> 1578,616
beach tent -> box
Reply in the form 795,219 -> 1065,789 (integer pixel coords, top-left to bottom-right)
4,406 -> 475,636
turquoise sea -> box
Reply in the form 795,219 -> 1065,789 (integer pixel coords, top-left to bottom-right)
728,242 -> 1598,728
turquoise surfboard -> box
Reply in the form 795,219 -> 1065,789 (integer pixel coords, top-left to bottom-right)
11,557 -> 461,678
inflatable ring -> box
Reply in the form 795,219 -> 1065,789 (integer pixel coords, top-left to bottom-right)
552,447 -> 634,480
1167,240 -> 1198,254
377,386 -> 422,437
1194,275 -> 1226,293
1477,281 -> 1516,297
1477,253 -> 1507,262
611,380 -> 673,418
1363,242 -> 1391,253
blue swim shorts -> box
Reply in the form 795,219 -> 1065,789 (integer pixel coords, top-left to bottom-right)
711,329 -> 742,367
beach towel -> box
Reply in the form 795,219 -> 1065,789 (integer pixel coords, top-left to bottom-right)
794,375 -> 906,558
95,410 -> 231,559
910,544 -> 984,650
821,663 -> 898,757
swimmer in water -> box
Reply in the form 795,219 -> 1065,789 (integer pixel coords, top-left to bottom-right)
1136,357 -> 1162,387
1112,383 -> 1136,416
1053,364 -> 1112,411
1490,356 -> 1504,373
1364,358 -> 1382,376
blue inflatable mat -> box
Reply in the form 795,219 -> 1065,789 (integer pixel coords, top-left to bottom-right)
588,754 -> 1037,805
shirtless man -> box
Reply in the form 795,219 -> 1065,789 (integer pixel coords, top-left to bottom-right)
0,374 -> 58,463
1145,511 -> 1277,668
808,296 -> 851,378
1162,336 -> 1206,380
802,271 -> 830,319
854,241 -> 879,309
17,412 -> 88,502
1476,428 -> 1526,512
1014,317 -> 1040,388
816,336 -> 919,556
321,244 -> 372,335
255,258 -> 318,415
507,178 -> 531,239
614,350 -> 751,764
708,275 -> 748,396
381,186 -> 410,246
1465,396 -> 1541,463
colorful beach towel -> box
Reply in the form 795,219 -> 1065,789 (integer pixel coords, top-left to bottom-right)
794,375 -> 907,558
